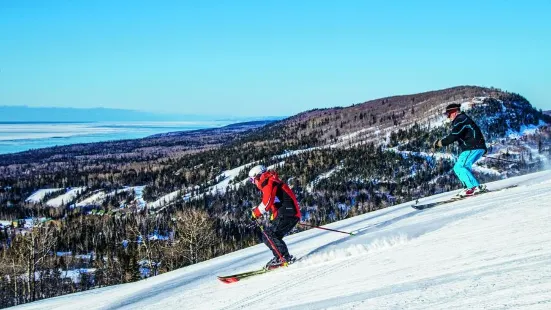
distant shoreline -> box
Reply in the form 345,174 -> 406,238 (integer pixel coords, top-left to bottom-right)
0,121 -> 95,124
0,120 -> 238,155
0,119 -> 276,157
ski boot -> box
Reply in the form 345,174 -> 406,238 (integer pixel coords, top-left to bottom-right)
265,256 -> 280,269
265,255 -> 296,270
474,184 -> 487,194
458,184 -> 487,198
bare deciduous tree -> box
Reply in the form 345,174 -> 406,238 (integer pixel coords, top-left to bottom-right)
173,209 -> 215,265
11,222 -> 57,302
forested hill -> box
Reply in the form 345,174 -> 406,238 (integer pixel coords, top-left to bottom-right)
241,85 -> 548,149
1,85 -> 551,307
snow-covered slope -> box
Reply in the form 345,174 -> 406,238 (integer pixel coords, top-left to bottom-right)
25,188 -> 63,203
46,187 -> 86,207
14,170 -> 551,310
76,187 -> 144,208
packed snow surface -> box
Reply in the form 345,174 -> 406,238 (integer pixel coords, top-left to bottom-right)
14,170 -> 551,310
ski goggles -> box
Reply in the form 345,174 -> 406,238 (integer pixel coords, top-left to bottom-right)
443,108 -> 459,117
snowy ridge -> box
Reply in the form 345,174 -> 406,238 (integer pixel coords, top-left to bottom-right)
14,169 -> 551,310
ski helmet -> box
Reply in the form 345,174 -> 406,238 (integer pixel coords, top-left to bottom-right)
248,165 -> 267,181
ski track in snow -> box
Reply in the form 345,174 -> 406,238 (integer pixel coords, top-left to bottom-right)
12,170 -> 551,310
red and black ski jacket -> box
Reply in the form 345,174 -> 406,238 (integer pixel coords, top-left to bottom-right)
252,171 -> 301,221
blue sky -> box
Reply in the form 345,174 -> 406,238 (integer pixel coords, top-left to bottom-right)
1,0 -> 550,117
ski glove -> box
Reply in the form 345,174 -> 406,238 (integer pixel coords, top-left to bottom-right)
250,211 -> 258,221
433,139 -> 442,149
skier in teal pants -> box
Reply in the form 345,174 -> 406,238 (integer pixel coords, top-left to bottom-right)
433,103 -> 488,197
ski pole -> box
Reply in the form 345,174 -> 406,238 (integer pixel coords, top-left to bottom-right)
299,222 -> 356,236
255,220 -> 288,266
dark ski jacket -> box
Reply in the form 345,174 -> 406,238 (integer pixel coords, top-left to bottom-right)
441,113 -> 487,152
252,171 -> 301,221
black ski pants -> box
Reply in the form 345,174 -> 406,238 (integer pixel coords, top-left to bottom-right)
259,216 -> 299,258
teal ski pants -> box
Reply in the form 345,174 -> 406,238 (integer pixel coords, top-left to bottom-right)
453,149 -> 485,188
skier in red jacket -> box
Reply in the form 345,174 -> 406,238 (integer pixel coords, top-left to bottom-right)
248,165 -> 301,269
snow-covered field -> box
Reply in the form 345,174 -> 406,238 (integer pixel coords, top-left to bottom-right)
14,170 -> 551,310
